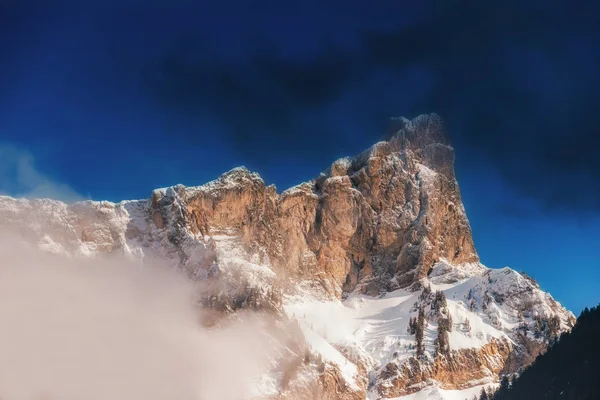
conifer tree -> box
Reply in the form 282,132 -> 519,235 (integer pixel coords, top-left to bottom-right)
416,324 -> 424,358
408,316 -> 417,334
548,315 -> 561,340
479,387 -> 489,400
418,304 -> 426,328
495,375 -> 510,397
492,305 -> 600,400
416,305 -> 426,358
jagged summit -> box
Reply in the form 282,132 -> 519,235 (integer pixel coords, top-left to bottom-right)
152,166 -> 265,198
387,113 -> 449,147
211,166 -> 265,185
0,114 -> 574,400
0,113 -> 478,294
151,114 -> 451,201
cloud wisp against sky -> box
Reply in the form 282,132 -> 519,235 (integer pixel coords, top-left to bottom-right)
0,144 -> 83,202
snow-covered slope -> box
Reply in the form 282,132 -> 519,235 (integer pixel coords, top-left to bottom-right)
284,259 -> 573,399
388,383 -> 497,400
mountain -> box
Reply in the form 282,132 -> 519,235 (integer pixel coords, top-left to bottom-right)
0,114 -> 575,399
489,305 -> 600,400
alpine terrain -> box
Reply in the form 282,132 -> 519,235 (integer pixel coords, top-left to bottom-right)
0,114 -> 575,399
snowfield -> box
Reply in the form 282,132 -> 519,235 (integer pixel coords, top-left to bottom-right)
284,258 -> 573,399
388,383 -> 498,400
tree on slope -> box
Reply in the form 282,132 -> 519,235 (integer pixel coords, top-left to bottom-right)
479,387 -> 489,400
491,304 -> 600,400
416,305 -> 426,358
408,316 -> 417,334
493,376 -> 510,398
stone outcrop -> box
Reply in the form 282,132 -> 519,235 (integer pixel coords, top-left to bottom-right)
378,339 -> 512,398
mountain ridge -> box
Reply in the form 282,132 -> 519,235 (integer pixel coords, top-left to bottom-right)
0,114 -> 574,399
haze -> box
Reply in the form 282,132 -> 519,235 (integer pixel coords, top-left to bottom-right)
0,230 -> 272,400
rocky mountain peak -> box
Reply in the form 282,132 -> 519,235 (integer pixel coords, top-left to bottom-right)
0,114 -> 574,399
125,114 -> 474,299
386,114 -> 447,149
299,114 -> 476,294
0,114 -> 476,296
209,166 -> 266,188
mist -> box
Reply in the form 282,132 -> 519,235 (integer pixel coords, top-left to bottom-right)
0,230 -> 274,400
0,144 -> 83,203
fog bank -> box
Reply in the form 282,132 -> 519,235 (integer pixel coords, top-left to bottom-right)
0,232 -> 272,400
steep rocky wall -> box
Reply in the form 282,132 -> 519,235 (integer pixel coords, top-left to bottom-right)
0,114 -> 477,300
158,114 -> 480,298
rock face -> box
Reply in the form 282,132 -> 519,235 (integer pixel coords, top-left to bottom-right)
378,338 -> 512,397
156,114 -> 478,299
0,114 -> 574,399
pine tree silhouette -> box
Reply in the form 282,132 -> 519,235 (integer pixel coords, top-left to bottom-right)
491,304 -> 600,400
479,388 -> 489,400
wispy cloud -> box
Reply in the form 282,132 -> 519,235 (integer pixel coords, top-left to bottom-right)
0,143 -> 83,202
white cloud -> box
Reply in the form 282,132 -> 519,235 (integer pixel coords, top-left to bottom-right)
0,230 -> 277,400
0,143 -> 83,202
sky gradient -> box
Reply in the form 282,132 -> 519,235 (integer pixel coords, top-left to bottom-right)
1,0 -> 599,313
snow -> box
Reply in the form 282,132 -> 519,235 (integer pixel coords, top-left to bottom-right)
417,163 -> 438,182
286,288 -> 419,366
151,167 -> 266,201
280,182 -> 318,199
285,258 -> 573,399
187,166 -> 264,197
285,271 -> 508,374
208,234 -> 276,287
299,321 -> 361,391
445,299 -> 505,350
388,383 -> 497,400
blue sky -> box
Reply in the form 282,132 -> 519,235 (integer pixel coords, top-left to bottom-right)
1,0 -> 599,313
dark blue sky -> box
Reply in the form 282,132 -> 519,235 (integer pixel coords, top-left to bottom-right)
1,0 -> 599,313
